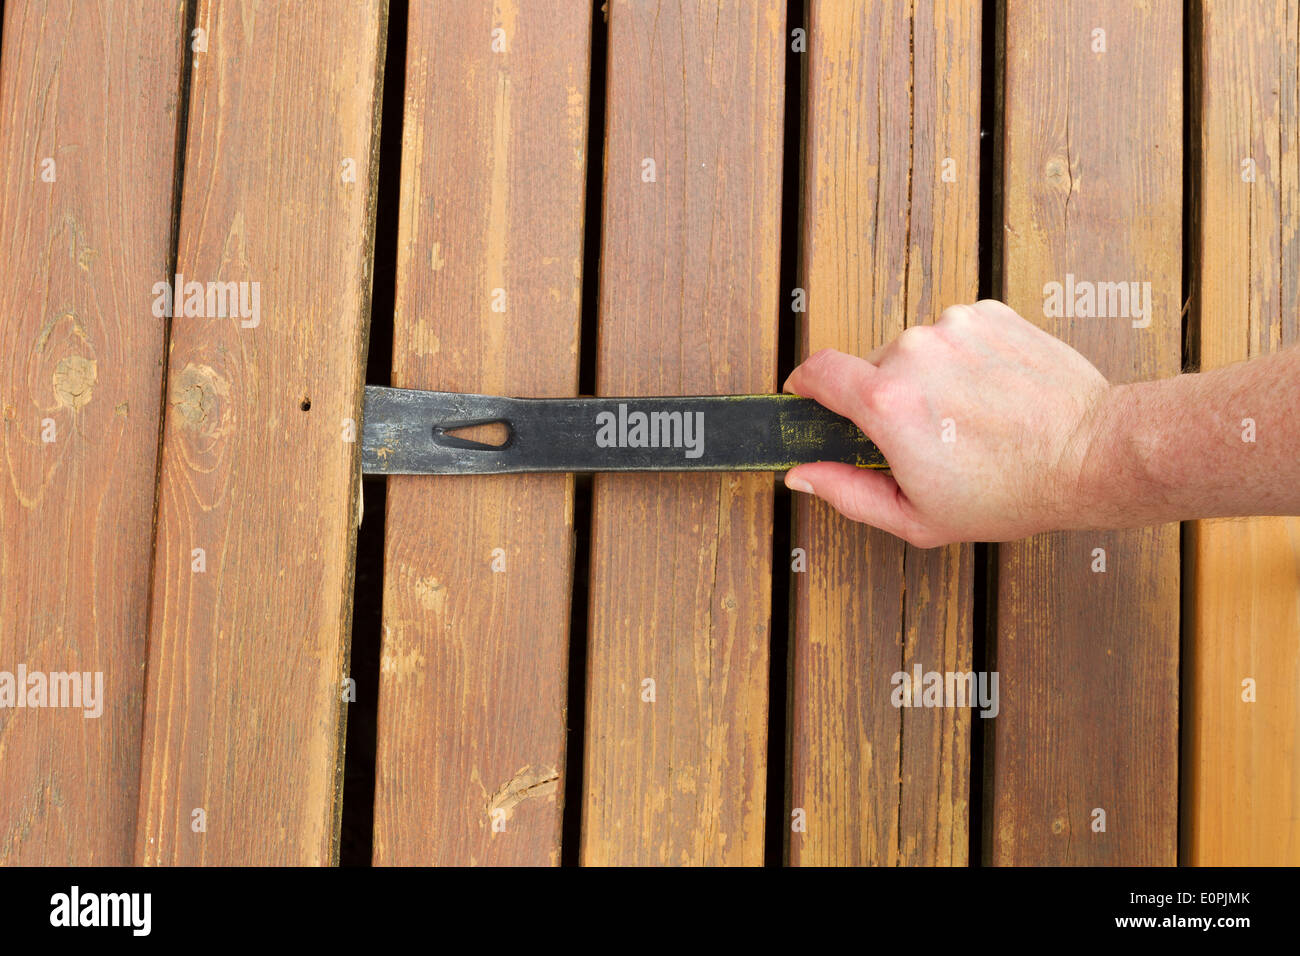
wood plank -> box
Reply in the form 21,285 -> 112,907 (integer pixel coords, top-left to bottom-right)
0,0 -> 187,865
1183,0 -> 1300,866
989,0 -> 1182,865
580,0 -> 784,866
373,0 -> 591,866
134,0 -> 386,865
788,0 -> 979,867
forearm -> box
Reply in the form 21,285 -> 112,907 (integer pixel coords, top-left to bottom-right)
1076,346 -> 1300,529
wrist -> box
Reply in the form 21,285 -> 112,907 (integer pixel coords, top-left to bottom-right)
1067,379 -> 1178,531
1058,381 -> 1132,531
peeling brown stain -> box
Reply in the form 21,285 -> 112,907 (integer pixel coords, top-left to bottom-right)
170,364 -> 224,427
53,356 -> 96,411
36,310 -> 89,353
62,214 -> 97,273
486,765 -> 560,821
413,575 -> 445,612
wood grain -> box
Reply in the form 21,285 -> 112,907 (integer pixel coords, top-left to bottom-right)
788,0 -> 978,867
1182,0 -> 1300,865
580,0 -> 784,866
373,0 -> 591,866
0,0 -> 187,865
990,0 -> 1182,865
135,0 -> 386,864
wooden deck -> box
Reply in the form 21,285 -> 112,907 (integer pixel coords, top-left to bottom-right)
0,0 -> 1296,866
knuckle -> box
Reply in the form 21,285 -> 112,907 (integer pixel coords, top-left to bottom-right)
937,304 -> 974,326
788,349 -> 837,394
863,376 -> 908,417
894,325 -> 933,349
802,347 -> 840,379
831,483 -> 871,523
972,298 -> 1015,320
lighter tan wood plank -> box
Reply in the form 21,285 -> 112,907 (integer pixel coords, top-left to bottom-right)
789,0 -> 978,866
1183,0 -> 1300,866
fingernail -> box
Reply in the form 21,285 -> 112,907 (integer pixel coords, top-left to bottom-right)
785,475 -> 813,494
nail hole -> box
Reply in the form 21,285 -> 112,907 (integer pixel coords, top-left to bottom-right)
300,397 -> 312,412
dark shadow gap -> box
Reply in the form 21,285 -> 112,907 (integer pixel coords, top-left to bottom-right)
765,0 -> 805,867
133,0 -> 198,850
561,0 -> 608,866
1182,0 -> 1202,376
576,0 -> 608,400
1177,0 -> 1204,867
339,0 -> 407,868
972,0 -> 1004,868
775,0 -> 804,387
561,473 -> 594,865
768,483 -> 794,865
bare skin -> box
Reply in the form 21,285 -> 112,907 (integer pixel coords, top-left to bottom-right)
783,299 -> 1300,548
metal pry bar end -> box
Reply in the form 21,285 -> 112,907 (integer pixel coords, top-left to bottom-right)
361,385 -> 888,475
362,385 -> 522,475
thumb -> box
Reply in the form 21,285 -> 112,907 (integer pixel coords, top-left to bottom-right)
785,462 -> 937,547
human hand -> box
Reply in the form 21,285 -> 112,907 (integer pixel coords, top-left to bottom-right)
782,299 -> 1115,547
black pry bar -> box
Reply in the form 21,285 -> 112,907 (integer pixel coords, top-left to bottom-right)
361,385 -> 888,475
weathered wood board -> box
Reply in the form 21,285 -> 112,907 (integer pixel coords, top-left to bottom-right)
0,0 -> 187,865
373,0 -> 591,866
1182,0 -> 1300,866
580,0 -> 784,866
990,0 -> 1182,865
135,0 -> 386,865
3,0 -> 1297,871
788,0 -> 979,866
